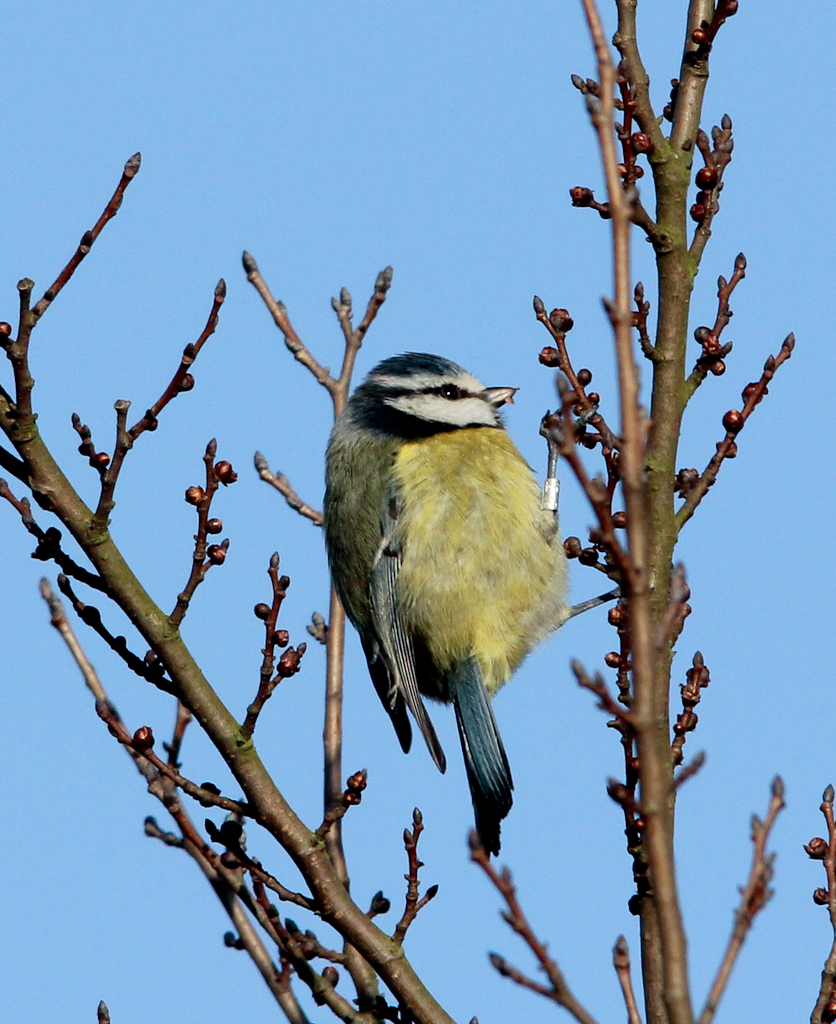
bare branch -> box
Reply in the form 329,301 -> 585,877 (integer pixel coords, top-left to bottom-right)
698,777 -> 784,1024
613,936 -> 643,1024
677,334 -> 795,530
471,835 -> 602,1024
254,452 -> 323,525
31,153 -> 142,323
808,785 -> 836,1023
393,809 -> 438,944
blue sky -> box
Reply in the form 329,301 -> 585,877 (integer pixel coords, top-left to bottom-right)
2,2 -> 834,1022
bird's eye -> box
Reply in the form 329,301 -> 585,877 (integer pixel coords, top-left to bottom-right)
440,383 -> 461,399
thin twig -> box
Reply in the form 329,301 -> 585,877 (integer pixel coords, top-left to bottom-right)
30,154 -> 141,323
393,809 -> 438,944
92,281 -> 226,528
0,479 -> 107,591
684,253 -> 745,399
254,453 -> 323,525
168,439 -> 229,630
471,836 -> 602,1024
809,785 -> 836,1024
56,573 -> 170,687
677,334 -> 795,530
613,936 -> 643,1024
697,777 -> 784,1024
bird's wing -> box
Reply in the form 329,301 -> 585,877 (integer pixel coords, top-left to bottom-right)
368,497 -> 447,773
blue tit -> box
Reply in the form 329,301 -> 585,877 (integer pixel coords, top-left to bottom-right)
323,352 -> 567,853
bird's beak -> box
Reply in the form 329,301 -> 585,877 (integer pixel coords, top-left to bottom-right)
483,386 -> 518,408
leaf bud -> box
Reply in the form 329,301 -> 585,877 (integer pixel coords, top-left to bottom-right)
214,460 -> 238,485
207,544 -> 227,565
722,409 -> 744,433
132,726 -> 154,750
804,837 -> 828,860
569,186 -> 594,207
564,536 -> 582,558
185,486 -> 205,505
254,603 -> 271,620
538,346 -> 560,367
322,966 -> 339,987
549,308 -> 574,332
206,518 -> 223,534
608,605 -> 625,626
695,166 -> 718,189
814,888 -> 830,906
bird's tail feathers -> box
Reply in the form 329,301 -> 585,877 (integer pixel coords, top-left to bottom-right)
449,658 -> 513,855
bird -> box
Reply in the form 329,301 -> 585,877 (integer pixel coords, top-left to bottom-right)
323,352 -> 568,853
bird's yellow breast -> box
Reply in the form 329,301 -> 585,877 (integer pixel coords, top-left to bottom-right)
393,428 -> 566,694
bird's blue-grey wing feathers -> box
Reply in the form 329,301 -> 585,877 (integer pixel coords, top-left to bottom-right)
368,507 -> 447,774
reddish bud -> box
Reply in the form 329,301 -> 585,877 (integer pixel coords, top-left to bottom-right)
92,451 -> 111,469
206,518 -> 223,534
695,166 -> 718,190
631,132 -> 653,154
570,186 -> 594,207
690,202 -> 706,223
0,322 -> 11,336
701,333 -> 720,356
578,547 -> 599,566
179,373 -> 195,393
322,966 -> 339,987
185,486 -> 205,505
617,163 -> 628,178
709,360 -> 726,375
814,888 -> 830,906
207,544 -> 227,565
691,27 -> 707,44
805,837 -> 828,860
344,791 -> 362,806
723,0 -> 739,15
612,511 -> 627,528
273,629 -> 290,648
586,391 -> 600,406
608,606 -> 625,626
347,769 -> 368,792
674,711 -> 698,735
564,537 -> 582,558
577,368 -> 592,387
605,652 -> 621,669
633,165 -> 644,179
722,409 -> 744,434
254,603 -> 271,620
539,346 -> 560,367
220,851 -> 241,869
549,308 -> 574,332
214,461 -> 238,485
132,726 -> 154,750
